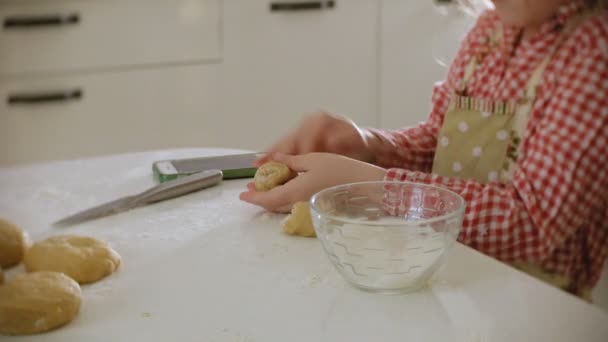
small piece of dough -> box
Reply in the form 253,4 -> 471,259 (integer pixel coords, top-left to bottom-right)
254,162 -> 297,191
24,235 -> 121,284
0,218 -> 28,268
0,272 -> 81,335
282,202 -> 316,238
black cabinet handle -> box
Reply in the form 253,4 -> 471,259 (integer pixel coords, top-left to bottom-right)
7,89 -> 83,105
270,1 -> 335,12
3,13 -> 80,29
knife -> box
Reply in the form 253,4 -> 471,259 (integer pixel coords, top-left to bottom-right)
53,169 -> 223,226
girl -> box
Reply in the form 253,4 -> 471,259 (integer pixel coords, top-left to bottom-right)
240,0 -> 608,300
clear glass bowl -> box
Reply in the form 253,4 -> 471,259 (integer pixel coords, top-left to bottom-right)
310,181 -> 465,294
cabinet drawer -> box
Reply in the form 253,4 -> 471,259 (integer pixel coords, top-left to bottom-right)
0,64 -> 222,165
0,0 -> 221,76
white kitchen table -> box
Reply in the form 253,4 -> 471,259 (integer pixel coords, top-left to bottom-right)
1,148 -> 606,342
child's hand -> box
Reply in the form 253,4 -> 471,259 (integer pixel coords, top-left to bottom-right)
240,153 -> 386,213
256,112 -> 374,166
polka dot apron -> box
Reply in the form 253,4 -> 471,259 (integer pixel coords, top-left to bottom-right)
431,24 -> 550,184
431,15 -> 592,299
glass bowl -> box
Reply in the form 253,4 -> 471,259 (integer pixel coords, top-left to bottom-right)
310,181 -> 465,294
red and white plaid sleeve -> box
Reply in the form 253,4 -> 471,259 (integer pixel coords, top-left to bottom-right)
385,39 -> 608,289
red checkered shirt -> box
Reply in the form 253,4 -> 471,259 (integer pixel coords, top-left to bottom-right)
369,3 -> 608,293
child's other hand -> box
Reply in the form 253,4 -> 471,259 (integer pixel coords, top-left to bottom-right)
256,112 -> 374,166
240,153 -> 386,213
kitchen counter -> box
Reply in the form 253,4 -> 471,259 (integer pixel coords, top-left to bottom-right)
1,148 -> 606,342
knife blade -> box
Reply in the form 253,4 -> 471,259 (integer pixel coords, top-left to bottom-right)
53,169 -> 223,226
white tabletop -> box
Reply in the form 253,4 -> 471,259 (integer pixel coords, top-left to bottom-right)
1,148 -> 606,342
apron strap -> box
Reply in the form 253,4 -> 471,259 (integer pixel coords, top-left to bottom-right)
458,24 -> 504,94
459,59 -> 478,93
523,55 -> 553,102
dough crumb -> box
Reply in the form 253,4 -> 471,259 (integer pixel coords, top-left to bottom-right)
281,202 -> 316,238
307,274 -> 322,287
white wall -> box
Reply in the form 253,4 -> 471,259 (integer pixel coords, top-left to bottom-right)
379,0 -> 452,129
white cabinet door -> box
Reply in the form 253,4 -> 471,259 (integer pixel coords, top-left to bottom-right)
0,0 -> 221,76
218,0 -> 379,151
0,65 -> 221,165
380,0 -> 466,129
1,0 -> 380,164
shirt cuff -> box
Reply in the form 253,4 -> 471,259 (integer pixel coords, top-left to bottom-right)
384,168 -> 434,184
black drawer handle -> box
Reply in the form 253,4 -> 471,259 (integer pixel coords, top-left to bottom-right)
3,13 -> 80,29
7,89 -> 83,105
270,1 -> 335,12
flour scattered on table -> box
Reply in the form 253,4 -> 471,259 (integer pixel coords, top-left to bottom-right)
307,274 -> 323,287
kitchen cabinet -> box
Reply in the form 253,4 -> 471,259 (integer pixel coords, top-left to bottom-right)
0,0 -> 379,164
0,0 -> 221,76
0,64 -> 221,164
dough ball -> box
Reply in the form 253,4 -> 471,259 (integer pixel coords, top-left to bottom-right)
254,162 -> 297,191
282,201 -> 316,238
0,272 -> 81,335
0,218 -> 28,268
24,235 -> 121,284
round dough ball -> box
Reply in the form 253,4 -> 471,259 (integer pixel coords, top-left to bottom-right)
24,235 -> 121,284
0,272 -> 81,335
0,218 -> 28,268
254,162 -> 297,191
281,201 -> 316,238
